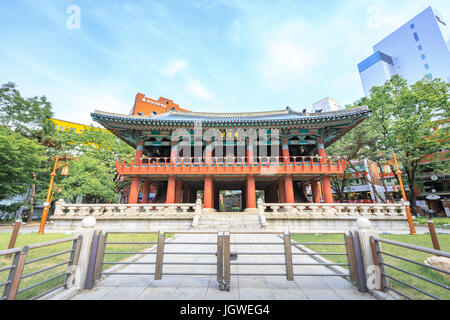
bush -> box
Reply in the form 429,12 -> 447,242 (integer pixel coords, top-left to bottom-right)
414,217 -> 450,227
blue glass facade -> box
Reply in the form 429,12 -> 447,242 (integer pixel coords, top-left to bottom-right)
357,51 -> 394,73
358,6 -> 450,96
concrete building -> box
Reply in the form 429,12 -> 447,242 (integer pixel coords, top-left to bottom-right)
358,6 -> 450,96
328,159 -> 408,204
311,97 -> 341,113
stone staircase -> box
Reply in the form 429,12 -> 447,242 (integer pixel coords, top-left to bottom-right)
196,213 -> 262,230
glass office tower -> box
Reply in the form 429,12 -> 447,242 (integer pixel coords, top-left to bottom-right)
358,6 -> 450,96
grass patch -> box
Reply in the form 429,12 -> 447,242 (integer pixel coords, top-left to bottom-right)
290,233 -> 349,266
0,232 -> 167,300
290,233 -> 450,300
100,233 -> 164,272
0,232 -> 74,300
414,217 -> 450,227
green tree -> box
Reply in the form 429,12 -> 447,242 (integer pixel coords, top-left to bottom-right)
0,82 -> 57,222
0,82 -> 55,141
48,127 -> 134,204
56,155 -> 118,204
333,75 -> 449,211
0,126 -> 45,200
327,104 -> 389,202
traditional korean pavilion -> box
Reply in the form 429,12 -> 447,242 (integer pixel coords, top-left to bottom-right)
91,93 -> 370,211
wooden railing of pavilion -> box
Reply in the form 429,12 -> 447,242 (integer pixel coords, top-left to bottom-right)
116,156 -> 347,176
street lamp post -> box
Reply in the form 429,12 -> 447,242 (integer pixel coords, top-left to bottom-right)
37,156 -> 70,235
393,154 -> 416,235
38,156 -> 59,235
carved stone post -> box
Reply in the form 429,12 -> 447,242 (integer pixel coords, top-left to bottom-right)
257,198 -> 267,228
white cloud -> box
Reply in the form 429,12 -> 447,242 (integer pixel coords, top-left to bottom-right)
162,60 -> 188,76
185,78 -> 213,100
258,20 -> 322,89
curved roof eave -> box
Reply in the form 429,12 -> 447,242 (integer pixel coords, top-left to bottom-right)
91,106 -> 371,127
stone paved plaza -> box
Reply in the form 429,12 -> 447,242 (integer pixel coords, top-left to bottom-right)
67,233 -> 375,300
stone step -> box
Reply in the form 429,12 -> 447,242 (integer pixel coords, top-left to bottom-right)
196,225 -> 262,230
197,213 -> 262,230
199,215 -> 259,219
199,224 -> 260,228
200,218 -> 259,222
200,218 -> 260,223
199,220 -> 260,224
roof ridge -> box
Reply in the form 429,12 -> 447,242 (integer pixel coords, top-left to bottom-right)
160,109 -> 291,117
92,105 -> 370,120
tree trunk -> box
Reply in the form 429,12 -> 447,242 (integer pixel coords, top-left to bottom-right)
404,164 -> 418,216
28,173 -> 36,223
331,178 -> 343,202
376,162 -> 391,202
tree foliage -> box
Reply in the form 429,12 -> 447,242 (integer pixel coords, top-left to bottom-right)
0,82 -> 55,141
46,126 -> 134,204
56,155 -> 118,204
1,81 -> 134,211
0,82 -> 56,219
329,75 -> 449,209
0,126 -> 45,199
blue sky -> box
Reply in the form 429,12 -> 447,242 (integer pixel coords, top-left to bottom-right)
0,0 -> 449,125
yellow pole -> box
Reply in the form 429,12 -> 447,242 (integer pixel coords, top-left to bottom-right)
393,154 -> 416,235
38,156 -> 59,235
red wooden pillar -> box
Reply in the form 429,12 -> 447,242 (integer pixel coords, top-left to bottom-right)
285,174 -> 295,203
204,175 -> 213,208
128,142 -> 144,204
246,175 -> 256,209
321,176 -> 333,203
166,175 -> 176,203
246,139 -> 254,164
311,179 -> 321,203
318,144 -> 334,203
278,178 -> 286,203
142,180 -> 150,203
129,177 -> 140,204
135,141 -> 144,163
282,139 -> 290,164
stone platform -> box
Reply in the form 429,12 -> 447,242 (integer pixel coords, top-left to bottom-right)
50,200 -> 411,233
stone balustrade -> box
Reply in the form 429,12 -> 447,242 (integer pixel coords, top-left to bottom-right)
256,201 -> 409,232
259,202 -> 407,217
53,199 -> 202,217
51,198 -> 409,233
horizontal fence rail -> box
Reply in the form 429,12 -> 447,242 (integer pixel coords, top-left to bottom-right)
1,236 -> 82,300
370,236 -> 450,300
87,231 -> 221,290
0,248 -> 22,301
290,233 -> 351,278
86,231 -> 354,293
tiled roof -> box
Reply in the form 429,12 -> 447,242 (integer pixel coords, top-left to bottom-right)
92,106 -> 370,126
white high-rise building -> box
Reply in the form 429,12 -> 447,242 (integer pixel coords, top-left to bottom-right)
311,97 -> 341,113
358,6 -> 450,96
